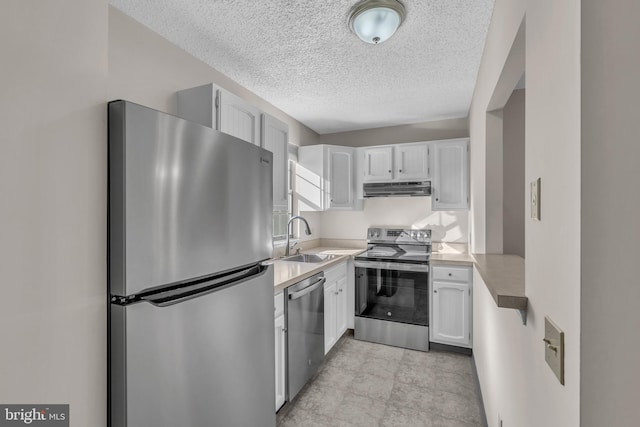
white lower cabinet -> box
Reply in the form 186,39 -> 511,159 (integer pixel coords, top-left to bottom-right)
430,265 -> 472,348
336,275 -> 348,335
323,262 -> 348,354
324,280 -> 338,353
274,292 -> 286,411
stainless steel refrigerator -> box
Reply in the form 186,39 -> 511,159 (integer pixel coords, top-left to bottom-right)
108,100 -> 275,427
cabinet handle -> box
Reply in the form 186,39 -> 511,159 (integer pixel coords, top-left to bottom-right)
334,291 -> 339,295
448,273 -> 452,276
339,288 -> 343,292
399,169 -> 402,173
388,170 -> 391,173
434,290 -> 438,293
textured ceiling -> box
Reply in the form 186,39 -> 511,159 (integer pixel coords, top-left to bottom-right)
110,0 -> 495,134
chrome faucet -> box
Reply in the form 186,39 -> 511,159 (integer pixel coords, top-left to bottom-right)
285,216 -> 312,256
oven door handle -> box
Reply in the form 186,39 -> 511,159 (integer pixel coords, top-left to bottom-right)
354,260 -> 429,273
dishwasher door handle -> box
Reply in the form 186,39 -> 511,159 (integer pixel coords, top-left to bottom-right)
288,277 -> 326,301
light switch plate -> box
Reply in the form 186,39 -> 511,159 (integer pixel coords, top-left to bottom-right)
531,178 -> 541,220
544,316 -> 564,385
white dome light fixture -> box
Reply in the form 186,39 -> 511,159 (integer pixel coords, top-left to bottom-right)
348,0 -> 406,45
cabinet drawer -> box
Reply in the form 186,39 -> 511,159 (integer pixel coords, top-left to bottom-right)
274,292 -> 284,318
432,265 -> 471,283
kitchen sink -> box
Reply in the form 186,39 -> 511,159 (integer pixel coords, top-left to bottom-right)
281,254 -> 339,263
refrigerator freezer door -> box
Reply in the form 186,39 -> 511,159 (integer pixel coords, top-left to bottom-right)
109,100 -> 273,296
110,264 -> 275,427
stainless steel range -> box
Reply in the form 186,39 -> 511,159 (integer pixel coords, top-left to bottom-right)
354,227 -> 431,352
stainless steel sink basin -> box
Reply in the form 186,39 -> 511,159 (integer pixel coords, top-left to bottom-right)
281,254 -> 339,263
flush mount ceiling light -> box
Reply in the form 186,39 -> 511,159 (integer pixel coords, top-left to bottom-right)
348,0 -> 406,45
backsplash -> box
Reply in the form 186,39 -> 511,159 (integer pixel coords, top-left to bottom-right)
311,197 -> 469,243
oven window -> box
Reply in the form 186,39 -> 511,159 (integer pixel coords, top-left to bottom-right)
355,266 -> 428,326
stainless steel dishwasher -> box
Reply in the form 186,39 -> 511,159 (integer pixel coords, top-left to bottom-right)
286,271 -> 325,401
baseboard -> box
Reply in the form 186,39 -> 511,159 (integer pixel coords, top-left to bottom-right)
471,354 -> 488,427
429,342 -> 472,355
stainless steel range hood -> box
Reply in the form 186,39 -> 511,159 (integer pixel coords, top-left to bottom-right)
363,181 -> 432,198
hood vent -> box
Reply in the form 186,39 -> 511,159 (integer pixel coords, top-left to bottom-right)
363,181 -> 432,198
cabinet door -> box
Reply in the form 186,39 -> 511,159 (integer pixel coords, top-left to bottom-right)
432,281 -> 471,347
217,89 -> 261,146
396,144 -> 430,180
328,147 -> 353,208
176,83 -> 216,128
262,114 -> 289,210
336,276 -> 348,337
324,280 -> 338,354
432,139 -> 469,210
296,145 -> 325,211
274,313 -> 286,411
363,147 -> 393,182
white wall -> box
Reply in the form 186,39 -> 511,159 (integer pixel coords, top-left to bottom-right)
316,198 -> 468,243
502,89 -> 525,257
580,1 -> 640,424
485,109 -> 504,253
525,1 -> 581,424
0,1 -> 108,425
470,0 -> 581,426
472,270 -> 531,427
470,5 -> 520,253
0,5 -> 319,426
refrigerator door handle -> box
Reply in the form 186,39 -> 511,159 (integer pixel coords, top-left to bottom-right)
138,264 -> 268,307
288,277 -> 326,301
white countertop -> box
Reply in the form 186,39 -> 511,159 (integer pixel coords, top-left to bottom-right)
269,247 -> 365,293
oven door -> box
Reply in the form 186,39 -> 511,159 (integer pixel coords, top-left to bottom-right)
354,260 -> 429,326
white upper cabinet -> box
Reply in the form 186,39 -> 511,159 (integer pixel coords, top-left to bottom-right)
297,145 -> 361,211
261,114 -> 289,210
362,142 -> 431,182
176,83 -> 217,128
362,147 -> 393,181
396,144 -> 430,180
217,89 -> 261,146
176,84 -> 260,146
327,147 -> 354,209
432,139 -> 469,211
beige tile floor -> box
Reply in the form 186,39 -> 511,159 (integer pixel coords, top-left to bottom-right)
277,332 -> 484,427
